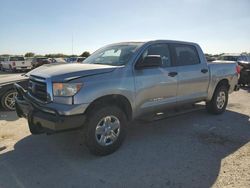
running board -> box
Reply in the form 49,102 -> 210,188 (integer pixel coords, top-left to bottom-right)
138,103 -> 205,122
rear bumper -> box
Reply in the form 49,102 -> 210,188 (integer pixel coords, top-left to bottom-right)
15,66 -> 32,70
15,84 -> 86,134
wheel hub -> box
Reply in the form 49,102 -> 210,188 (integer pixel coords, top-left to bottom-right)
95,115 -> 121,146
216,91 -> 226,109
4,91 -> 18,110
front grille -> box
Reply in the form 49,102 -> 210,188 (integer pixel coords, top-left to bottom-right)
28,76 -> 47,102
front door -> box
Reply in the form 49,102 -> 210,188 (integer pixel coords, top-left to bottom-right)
134,43 -> 178,116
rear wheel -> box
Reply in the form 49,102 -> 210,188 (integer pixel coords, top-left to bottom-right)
1,89 -> 18,111
85,105 -> 127,156
206,85 -> 228,114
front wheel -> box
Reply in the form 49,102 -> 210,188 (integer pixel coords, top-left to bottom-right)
1,89 -> 18,111
206,85 -> 228,114
28,113 -> 44,135
85,105 -> 127,156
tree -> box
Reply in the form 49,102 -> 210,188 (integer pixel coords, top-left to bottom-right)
80,51 -> 90,58
45,53 -> 68,58
25,52 -> 35,57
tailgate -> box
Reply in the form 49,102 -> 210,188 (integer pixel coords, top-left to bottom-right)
15,60 -> 31,67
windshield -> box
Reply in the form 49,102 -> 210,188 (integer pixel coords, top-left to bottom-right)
84,44 -> 142,66
10,56 -> 25,61
218,56 -> 239,61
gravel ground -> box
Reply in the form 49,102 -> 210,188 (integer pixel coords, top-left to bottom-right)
0,88 -> 249,188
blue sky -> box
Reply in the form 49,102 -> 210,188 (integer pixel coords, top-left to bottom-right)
0,0 -> 249,55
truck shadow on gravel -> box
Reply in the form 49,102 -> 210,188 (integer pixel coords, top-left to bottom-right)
0,109 -> 249,188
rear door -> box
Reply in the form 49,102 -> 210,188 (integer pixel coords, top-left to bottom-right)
134,43 -> 178,115
170,43 -> 209,104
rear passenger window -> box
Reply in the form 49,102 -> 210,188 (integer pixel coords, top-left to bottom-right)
141,44 -> 172,67
172,44 -> 200,66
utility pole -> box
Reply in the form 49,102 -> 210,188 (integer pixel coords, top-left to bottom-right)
71,34 -> 74,56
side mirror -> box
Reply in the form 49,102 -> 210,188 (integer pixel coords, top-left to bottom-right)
136,55 -> 162,69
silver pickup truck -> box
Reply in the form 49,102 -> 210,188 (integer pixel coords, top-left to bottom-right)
15,40 -> 239,155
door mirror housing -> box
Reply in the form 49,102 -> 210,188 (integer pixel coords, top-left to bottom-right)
135,55 -> 162,69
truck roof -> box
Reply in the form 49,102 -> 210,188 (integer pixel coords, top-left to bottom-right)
110,40 -> 198,46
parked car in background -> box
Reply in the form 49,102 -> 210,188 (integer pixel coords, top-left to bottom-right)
218,53 -> 240,61
237,55 -> 250,86
216,53 -> 250,86
205,54 -> 216,62
0,74 -> 28,110
1,56 -> 32,72
31,57 -> 51,69
67,57 -> 86,63
15,40 -> 239,156
51,58 -> 67,64
25,57 -> 34,65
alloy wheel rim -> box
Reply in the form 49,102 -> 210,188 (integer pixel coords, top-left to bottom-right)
216,91 -> 226,109
95,115 -> 121,146
4,91 -> 17,110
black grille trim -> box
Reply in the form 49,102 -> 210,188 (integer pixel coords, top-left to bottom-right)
28,79 -> 47,102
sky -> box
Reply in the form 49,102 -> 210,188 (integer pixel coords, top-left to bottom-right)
0,0 -> 249,55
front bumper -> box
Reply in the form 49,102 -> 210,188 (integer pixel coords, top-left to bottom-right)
14,84 -> 86,134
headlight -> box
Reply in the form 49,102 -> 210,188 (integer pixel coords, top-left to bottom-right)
53,83 -> 82,97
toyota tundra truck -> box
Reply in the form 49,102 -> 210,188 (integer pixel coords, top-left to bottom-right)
15,40 -> 239,156
2,56 -> 32,72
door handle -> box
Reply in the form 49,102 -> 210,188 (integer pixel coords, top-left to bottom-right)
168,72 -> 178,77
201,69 -> 208,73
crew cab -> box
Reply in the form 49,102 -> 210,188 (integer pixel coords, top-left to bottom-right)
2,56 -> 32,72
15,40 -> 239,156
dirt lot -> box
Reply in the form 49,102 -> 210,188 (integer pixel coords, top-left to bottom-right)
0,88 -> 249,188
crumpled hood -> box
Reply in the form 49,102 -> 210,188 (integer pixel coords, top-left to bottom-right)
0,74 -> 28,86
27,63 -> 117,82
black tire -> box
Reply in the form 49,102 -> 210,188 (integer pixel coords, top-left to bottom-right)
1,89 -> 17,111
206,84 -> 228,114
28,113 -> 44,135
85,105 -> 128,156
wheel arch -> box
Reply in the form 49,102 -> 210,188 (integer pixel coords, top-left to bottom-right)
85,94 -> 133,121
207,78 -> 230,101
215,79 -> 230,91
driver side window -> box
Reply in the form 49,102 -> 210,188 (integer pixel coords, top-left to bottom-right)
139,43 -> 172,67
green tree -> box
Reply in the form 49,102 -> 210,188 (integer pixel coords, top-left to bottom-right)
80,51 -> 90,57
45,53 -> 68,58
25,52 -> 35,57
